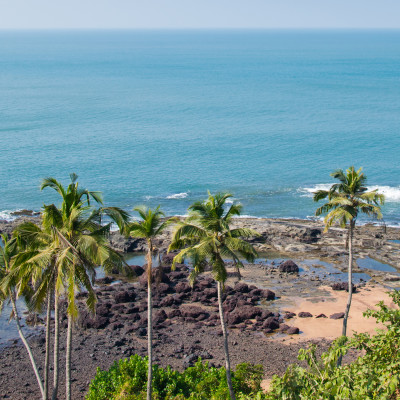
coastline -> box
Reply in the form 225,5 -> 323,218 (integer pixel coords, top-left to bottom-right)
0,215 -> 399,399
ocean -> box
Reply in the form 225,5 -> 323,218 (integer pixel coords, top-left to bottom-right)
1,30 -> 400,224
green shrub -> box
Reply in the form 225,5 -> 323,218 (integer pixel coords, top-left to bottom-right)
86,356 -> 266,400
266,290 -> 400,400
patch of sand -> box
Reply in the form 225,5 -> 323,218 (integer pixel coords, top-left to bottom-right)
275,284 -> 395,343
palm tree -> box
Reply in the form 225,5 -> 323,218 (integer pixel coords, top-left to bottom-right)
0,234 -> 45,398
127,206 -> 174,400
38,174 -> 129,400
10,174 -> 128,400
313,167 -> 384,341
168,192 -> 258,400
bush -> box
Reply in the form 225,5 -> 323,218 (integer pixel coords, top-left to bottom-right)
266,290 -> 400,400
86,356 -> 267,400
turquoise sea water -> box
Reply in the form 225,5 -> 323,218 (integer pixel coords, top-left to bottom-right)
1,30 -> 400,224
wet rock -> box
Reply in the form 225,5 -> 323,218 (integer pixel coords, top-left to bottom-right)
284,312 -> 296,319
95,276 -> 114,285
279,324 -> 290,332
278,260 -> 299,274
287,327 -> 300,335
316,313 -> 327,318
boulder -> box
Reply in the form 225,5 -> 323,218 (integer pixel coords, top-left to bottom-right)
298,312 -> 313,318
180,306 -> 209,320
113,290 -> 136,304
287,326 -> 300,334
262,317 -> 280,330
175,282 -> 191,293
234,282 -> 250,293
330,312 -> 345,320
278,260 -> 299,274
316,313 -> 327,318
331,282 -> 356,293
129,265 -> 145,276
261,289 -> 275,300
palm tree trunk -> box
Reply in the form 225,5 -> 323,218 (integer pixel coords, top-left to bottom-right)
9,289 -> 45,399
44,293 -> 52,400
217,281 -> 236,400
342,221 -> 354,337
146,241 -> 153,400
337,221 -> 354,367
52,293 -> 60,400
66,314 -> 73,400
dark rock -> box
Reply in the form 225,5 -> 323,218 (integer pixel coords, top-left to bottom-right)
129,265 -> 145,276
154,310 -> 168,324
175,282 -> 191,293
139,268 -> 170,286
316,313 -> 327,318
181,306 -> 209,320
298,312 -> 313,318
284,312 -> 296,319
113,290 -> 136,304
331,282 -> 356,293
278,260 -> 299,274
279,324 -> 290,332
95,276 -> 114,285
261,289 -> 275,300
234,282 -> 250,293
262,317 -> 280,330
330,312 -> 345,320
287,327 -> 300,334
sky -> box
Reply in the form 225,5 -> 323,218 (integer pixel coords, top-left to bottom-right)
1,0 -> 400,30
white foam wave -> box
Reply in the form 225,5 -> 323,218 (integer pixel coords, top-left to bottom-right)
299,184 -> 400,202
0,210 -> 18,222
166,192 -> 188,200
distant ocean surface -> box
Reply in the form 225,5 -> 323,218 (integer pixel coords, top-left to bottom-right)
1,30 -> 400,225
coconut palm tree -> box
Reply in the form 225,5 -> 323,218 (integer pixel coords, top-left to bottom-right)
38,174 -> 129,400
313,167 -> 384,342
127,206 -> 174,400
168,192 -> 258,400
0,234 -> 45,398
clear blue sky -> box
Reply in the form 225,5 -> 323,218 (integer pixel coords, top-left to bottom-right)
1,0 -> 400,29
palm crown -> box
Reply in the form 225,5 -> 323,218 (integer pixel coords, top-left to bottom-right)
169,192 -> 258,283
314,166 -> 385,230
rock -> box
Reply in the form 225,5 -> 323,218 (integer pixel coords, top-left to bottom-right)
175,282 -> 191,293
139,268 -> 170,286
180,306 -> 209,320
278,260 -> 299,274
262,317 -> 280,330
330,312 -> 345,320
261,289 -> 275,300
279,324 -> 290,332
316,313 -> 327,318
95,276 -> 114,285
129,265 -> 145,276
298,312 -> 313,318
113,290 -> 136,304
203,288 -> 218,299
287,327 -> 300,334
284,312 -> 296,319
234,282 -> 250,293
154,310 -> 168,324
331,282 -> 356,292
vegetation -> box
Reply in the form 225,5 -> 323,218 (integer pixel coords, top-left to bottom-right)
313,166 -> 384,359
86,356 -> 265,400
169,192 -> 258,400
127,206 -> 174,400
266,290 -> 400,399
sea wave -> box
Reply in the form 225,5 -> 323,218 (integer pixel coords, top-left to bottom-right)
0,210 -> 16,222
166,192 -> 189,200
299,184 -> 400,202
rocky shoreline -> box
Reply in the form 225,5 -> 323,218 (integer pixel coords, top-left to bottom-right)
0,216 -> 399,399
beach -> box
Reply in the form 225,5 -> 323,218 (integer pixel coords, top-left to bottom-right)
0,216 -> 399,399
